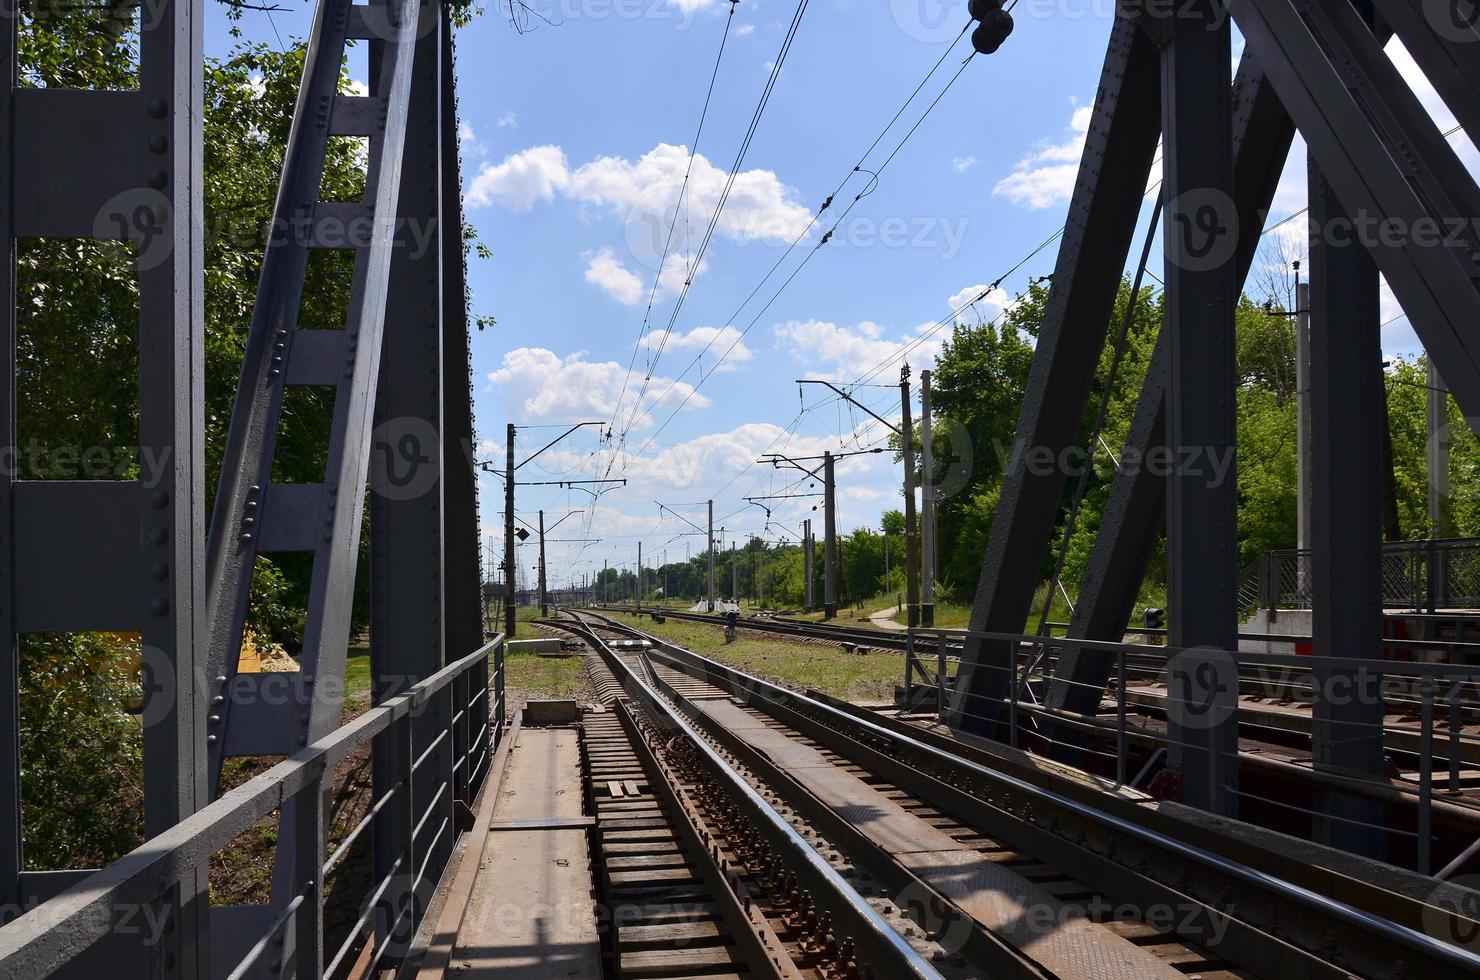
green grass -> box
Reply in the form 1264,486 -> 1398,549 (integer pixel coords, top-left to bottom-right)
504,652 -> 588,699
608,611 -> 903,703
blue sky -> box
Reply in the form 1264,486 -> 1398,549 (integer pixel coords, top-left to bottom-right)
211,1 -> 1478,595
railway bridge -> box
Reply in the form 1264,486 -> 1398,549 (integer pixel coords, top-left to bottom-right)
1,0 -> 1480,978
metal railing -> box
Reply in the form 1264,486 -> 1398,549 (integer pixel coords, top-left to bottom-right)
0,635 -> 506,979
1243,537 -> 1480,614
905,626 -> 1480,876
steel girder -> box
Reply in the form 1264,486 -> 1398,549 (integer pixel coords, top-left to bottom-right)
0,1 -> 208,975
368,5 -> 475,961
1307,156 -> 1387,856
199,0 -> 425,971
1373,0 -> 1480,144
943,13 -> 1162,734
1044,51 -> 1298,720
1228,0 -> 1480,430
1159,0 -> 1241,817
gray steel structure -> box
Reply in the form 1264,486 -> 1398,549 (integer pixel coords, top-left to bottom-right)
0,0 -> 496,976
949,0 -> 1480,840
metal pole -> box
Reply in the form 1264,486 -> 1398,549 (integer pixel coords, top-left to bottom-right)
505,423 -> 517,638
805,519 -> 815,613
824,451 -> 838,619
1429,359 -> 1452,539
538,510 -> 547,618
1420,677 -> 1435,875
1296,278 -> 1312,601
920,369 -> 937,627
901,366 -> 920,628
707,500 -> 716,612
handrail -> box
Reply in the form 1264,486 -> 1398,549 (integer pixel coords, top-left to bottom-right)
0,636 -> 505,977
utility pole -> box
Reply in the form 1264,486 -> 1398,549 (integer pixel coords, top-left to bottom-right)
803,518 -> 815,613
707,499 -> 716,612
1429,358 -> 1452,538
504,423 -> 516,637
1296,275 -> 1312,601
900,366 -> 921,628
920,369 -> 937,627
824,451 -> 838,619
538,510 -> 548,618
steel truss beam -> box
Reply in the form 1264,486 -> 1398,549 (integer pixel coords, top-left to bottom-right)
1045,50 -> 1297,719
1159,0 -> 1240,817
944,12 -> 1162,734
1228,0 -> 1480,427
1,1 -> 207,975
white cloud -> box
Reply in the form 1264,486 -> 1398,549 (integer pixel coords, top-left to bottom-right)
565,142 -> 812,246
487,347 -> 709,424
467,145 -> 570,210
951,156 -> 979,173
773,320 -> 944,382
496,110 -> 518,129
993,104 -> 1092,210
947,283 -> 1011,320
735,23 -> 755,36
638,326 -> 753,371
584,249 -> 645,305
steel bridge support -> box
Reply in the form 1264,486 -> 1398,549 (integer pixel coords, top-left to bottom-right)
1159,0 -> 1240,818
1045,50 -> 1297,722
0,0 -> 207,974
944,12 -> 1161,735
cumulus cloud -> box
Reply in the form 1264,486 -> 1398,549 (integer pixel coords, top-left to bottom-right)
467,142 -> 811,246
487,348 -> 709,424
584,249 -> 645,305
993,104 -> 1092,210
637,326 -> 753,371
947,284 -> 1011,320
952,156 -> 979,173
467,145 -> 570,210
773,320 -> 944,382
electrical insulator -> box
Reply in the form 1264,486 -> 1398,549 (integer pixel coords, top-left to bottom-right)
968,0 -> 1014,55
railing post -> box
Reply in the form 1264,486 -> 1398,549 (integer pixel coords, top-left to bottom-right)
291,780 -> 326,980
1449,678 -> 1462,793
1008,643 -> 1020,749
1117,649 -> 1128,787
936,631 -> 948,722
1419,676 -> 1435,875
904,631 -> 914,713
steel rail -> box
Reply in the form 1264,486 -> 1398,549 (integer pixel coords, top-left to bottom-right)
576,610 -> 1480,978
561,618 -> 945,979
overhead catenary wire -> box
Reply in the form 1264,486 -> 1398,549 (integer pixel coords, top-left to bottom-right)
618,0 -> 813,439
607,0 -> 744,440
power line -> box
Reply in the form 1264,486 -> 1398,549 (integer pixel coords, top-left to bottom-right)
620,48 -> 980,459
618,0 -> 813,438
608,0 -> 743,438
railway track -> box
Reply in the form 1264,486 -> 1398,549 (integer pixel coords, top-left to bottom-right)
543,610 -> 1480,979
